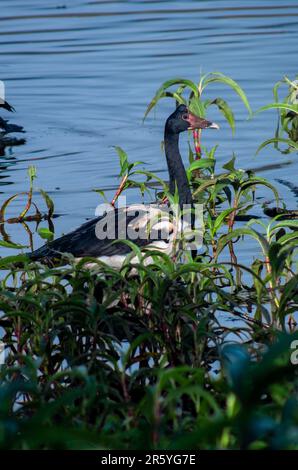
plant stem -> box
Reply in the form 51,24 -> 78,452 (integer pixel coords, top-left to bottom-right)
111,174 -> 128,206
193,129 -> 202,159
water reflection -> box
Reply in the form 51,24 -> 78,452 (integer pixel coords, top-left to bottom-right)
0,137 -> 26,157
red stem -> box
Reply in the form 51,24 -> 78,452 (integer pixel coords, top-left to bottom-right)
193,129 -> 201,159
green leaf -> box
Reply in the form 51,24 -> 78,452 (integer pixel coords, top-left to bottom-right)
187,158 -> 215,177
0,240 -> 28,249
212,208 -> 235,236
268,242 -> 287,280
0,254 -> 29,268
0,192 -> 28,222
273,79 -> 283,103
217,227 -> 270,258
203,72 -> 252,117
256,137 -> 298,154
255,103 -> 298,115
271,220 -> 298,232
240,177 -> 280,205
114,146 -> 128,176
278,277 -> 298,319
92,188 -> 109,204
193,174 -> 230,197
144,78 -> 198,120
210,98 -> 235,134
28,165 -> 37,185
276,231 -> 298,246
189,96 -> 206,117
39,189 -> 55,217
37,228 -> 54,241
206,144 -> 219,160
222,156 -> 236,172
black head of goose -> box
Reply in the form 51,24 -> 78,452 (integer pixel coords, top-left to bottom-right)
165,104 -> 218,208
28,105 -> 219,267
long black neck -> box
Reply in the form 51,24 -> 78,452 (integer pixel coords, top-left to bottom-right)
164,125 -> 193,208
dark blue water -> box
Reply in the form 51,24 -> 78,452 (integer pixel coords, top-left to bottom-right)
0,0 -> 297,259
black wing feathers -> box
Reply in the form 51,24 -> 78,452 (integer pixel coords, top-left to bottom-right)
29,208 -> 163,262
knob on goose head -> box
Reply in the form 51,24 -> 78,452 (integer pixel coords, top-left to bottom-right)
165,104 -> 219,134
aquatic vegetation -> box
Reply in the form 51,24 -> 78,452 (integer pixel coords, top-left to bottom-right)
144,72 -> 252,159
0,73 -> 297,450
256,75 -> 298,154
0,166 -> 55,250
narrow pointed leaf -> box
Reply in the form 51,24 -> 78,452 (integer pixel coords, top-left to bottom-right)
256,137 -> 298,154
203,72 -> 252,116
211,98 -> 235,134
144,78 -> 198,120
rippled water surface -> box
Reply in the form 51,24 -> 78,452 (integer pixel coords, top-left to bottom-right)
0,0 -> 297,257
